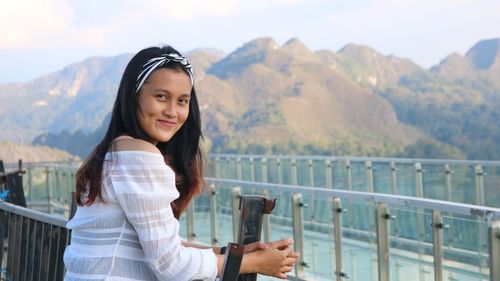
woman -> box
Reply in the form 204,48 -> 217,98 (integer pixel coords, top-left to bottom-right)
63,45 -> 298,281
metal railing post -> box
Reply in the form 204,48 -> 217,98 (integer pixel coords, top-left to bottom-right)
45,167 -> 52,214
261,158 -> 268,183
432,210 -> 446,281
390,162 -> 397,195
333,198 -> 347,280
236,157 -> 242,180
249,157 -> 255,182
28,166 -> 33,204
325,160 -> 333,189
376,203 -> 391,281
475,165 -> 485,206
209,184 -> 218,246
232,186 -> 241,242
186,199 -> 196,242
490,219 -> 500,281
291,159 -> 298,186
415,163 -> 424,198
415,163 -> 425,241
215,157 -> 221,179
445,164 -> 452,202
308,160 -> 315,187
66,168 -> 73,209
261,158 -> 270,243
365,160 -> 374,192
277,158 -> 283,184
292,193 -> 306,278
345,161 -> 352,190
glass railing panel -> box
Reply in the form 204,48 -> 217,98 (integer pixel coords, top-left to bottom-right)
240,158 -> 254,181
350,161 -> 367,191
178,208 -> 188,239
312,159 -> 327,188
204,157 -> 216,178
421,163 -> 447,200
25,166 -> 51,209
298,192 -> 333,280
449,165 -> 476,204
343,200 -> 378,281
220,157 -> 237,179
191,192 -> 212,245
296,159 -> 312,187
442,214 -> 489,280
252,158 -> 264,182
395,163 -> 416,197
280,158 -> 292,185
265,158 -> 280,184
333,160 -> 348,190
389,206 -> 434,281
213,183 -> 238,245
372,162 -> 392,194
483,166 -> 500,208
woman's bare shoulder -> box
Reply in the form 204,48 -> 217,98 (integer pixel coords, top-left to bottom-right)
112,136 -> 161,154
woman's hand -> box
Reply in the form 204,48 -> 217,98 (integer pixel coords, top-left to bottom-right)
243,238 -> 300,279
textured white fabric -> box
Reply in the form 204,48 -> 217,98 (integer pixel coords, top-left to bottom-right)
64,151 -> 217,281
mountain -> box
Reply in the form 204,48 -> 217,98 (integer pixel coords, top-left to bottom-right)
376,39 -> 500,160
1,37 -> 500,159
0,54 -> 131,143
314,44 -> 423,89
0,142 -> 79,163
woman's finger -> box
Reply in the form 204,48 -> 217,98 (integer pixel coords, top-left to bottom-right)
287,251 -> 300,258
277,272 -> 288,279
280,265 -> 293,273
268,238 -> 293,250
244,241 -> 268,253
283,257 -> 297,266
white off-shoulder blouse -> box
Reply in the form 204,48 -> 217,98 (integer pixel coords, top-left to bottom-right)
63,151 -> 217,281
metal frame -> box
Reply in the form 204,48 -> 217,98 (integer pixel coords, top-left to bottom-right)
211,153 -> 500,167
206,178 -> 500,220
376,203 -> 390,281
232,186 -> 241,242
209,184 -> 218,245
490,219 -> 500,281
292,193 -> 306,278
432,210 -> 445,281
332,198 -> 347,280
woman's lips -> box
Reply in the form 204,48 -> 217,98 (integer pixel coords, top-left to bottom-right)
157,119 -> 176,128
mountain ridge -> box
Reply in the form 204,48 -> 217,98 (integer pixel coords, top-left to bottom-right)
1,37 -> 499,159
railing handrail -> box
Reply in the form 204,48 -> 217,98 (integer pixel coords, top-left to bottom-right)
210,153 -> 500,166
3,161 -> 81,169
205,178 -> 500,221
0,200 -> 67,227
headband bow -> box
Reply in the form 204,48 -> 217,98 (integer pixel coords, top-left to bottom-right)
136,53 -> 193,94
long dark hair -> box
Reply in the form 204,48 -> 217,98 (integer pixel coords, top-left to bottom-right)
75,45 -> 204,219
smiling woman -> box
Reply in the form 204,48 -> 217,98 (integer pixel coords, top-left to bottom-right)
137,68 -> 192,145
62,45 -> 298,281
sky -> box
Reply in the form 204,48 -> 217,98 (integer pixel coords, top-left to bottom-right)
0,0 -> 499,83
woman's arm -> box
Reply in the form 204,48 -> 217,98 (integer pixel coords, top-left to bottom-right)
181,240 -> 222,255
214,238 -> 299,279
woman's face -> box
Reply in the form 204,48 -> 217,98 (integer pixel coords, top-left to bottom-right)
136,68 -> 191,145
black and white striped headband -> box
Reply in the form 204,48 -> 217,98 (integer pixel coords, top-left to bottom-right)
135,53 -> 193,94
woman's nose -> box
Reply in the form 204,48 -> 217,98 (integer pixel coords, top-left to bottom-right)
163,102 -> 177,117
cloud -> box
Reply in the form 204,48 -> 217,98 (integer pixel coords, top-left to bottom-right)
141,0 -> 323,20
143,0 -> 240,20
0,0 -> 71,48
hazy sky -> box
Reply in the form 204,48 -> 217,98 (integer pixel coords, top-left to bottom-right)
1,0 -> 499,83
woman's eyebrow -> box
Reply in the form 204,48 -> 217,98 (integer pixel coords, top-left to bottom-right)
153,89 -> 191,97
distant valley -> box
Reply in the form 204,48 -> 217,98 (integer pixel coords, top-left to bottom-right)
1,37 -> 499,160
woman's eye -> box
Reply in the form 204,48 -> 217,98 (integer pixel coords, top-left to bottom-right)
179,98 -> 190,105
157,95 -> 167,101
